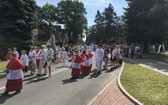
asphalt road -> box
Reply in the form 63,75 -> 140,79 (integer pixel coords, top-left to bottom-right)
0,61 -> 120,105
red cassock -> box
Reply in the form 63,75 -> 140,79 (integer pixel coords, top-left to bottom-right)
6,58 -> 24,92
88,53 -> 93,72
81,54 -> 90,75
71,55 -> 84,77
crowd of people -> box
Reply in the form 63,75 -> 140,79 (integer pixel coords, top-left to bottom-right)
1,42 -> 167,96
2,43 -> 126,96
2,43 -> 151,96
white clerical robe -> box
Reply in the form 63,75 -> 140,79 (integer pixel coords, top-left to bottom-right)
20,54 -> 29,66
95,48 -> 104,71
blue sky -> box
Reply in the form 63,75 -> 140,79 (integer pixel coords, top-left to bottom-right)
36,0 -> 128,26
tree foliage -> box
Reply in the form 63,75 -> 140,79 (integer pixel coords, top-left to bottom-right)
0,0 -> 38,59
57,0 -> 87,44
87,4 -> 124,44
37,3 -> 57,42
125,0 -> 168,45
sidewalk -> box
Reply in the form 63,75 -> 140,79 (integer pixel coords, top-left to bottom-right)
90,78 -> 134,105
125,58 -> 168,76
90,58 -> 168,105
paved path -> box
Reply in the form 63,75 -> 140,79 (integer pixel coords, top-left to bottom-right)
89,78 -> 134,105
125,58 -> 168,76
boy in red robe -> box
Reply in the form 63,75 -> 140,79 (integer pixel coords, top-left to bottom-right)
81,51 -> 90,76
1,52 -> 24,96
88,50 -> 93,72
71,50 -> 84,79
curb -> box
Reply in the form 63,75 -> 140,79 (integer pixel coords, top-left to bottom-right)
117,62 -> 143,105
87,77 -> 117,105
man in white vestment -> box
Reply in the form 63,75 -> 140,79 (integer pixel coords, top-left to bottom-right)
95,45 -> 104,74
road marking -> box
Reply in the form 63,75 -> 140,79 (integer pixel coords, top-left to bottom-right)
52,68 -> 69,75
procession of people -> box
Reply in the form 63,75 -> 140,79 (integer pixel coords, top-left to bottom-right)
2,42 -> 166,96
2,43 -> 126,96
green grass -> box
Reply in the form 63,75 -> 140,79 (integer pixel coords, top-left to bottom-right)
143,53 -> 168,63
0,61 -> 6,72
121,61 -> 168,105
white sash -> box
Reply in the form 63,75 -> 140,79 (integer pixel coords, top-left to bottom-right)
82,59 -> 90,66
7,69 -> 24,80
72,62 -> 81,69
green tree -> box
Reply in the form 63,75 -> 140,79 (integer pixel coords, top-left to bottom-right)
37,3 -> 57,42
103,4 -> 120,43
124,0 -> 168,52
89,4 -> 121,44
86,25 -> 97,44
57,0 -> 87,44
94,10 -> 104,43
0,0 -> 37,59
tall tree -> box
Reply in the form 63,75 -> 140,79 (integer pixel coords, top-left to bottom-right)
94,10 -> 104,43
124,0 -> 168,52
57,0 -> 87,44
0,0 -> 37,58
37,3 -> 57,42
90,4 -> 121,44
103,4 -> 120,43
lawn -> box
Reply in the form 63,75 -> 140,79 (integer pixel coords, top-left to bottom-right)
121,61 -> 168,105
0,61 -> 6,72
143,53 -> 168,63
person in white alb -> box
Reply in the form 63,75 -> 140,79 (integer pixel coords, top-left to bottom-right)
13,47 -> 19,58
95,45 -> 104,74
61,47 -> 68,67
28,47 -> 36,75
37,45 -> 47,76
20,50 -> 28,73
46,44 -> 54,77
